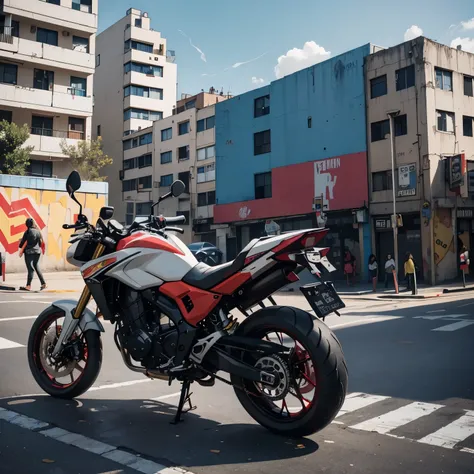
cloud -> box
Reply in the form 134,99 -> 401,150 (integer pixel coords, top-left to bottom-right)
450,37 -> 474,53
461,17 -> 474,30
251,77 -> 265,85
224,52 -> 268,72
178,29 -> 206,63
274,41 -> 331,79
404,25 -> 423,41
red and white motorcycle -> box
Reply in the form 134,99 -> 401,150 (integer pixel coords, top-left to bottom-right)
27,171 -> 348,437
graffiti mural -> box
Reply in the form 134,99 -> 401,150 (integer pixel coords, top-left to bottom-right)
433,208 -> 456,282
0,185 -> 106,273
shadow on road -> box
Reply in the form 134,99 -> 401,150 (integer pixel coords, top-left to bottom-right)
0,394 -> 319,470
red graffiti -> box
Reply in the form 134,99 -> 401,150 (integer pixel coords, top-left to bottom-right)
0,192 -> 46,254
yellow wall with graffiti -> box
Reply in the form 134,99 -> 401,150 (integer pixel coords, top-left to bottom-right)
0,184 -> 106,273
433,208 -> 457,282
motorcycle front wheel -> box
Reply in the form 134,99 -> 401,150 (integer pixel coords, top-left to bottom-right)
231,306 -> 348,437
27,308 -> 102,399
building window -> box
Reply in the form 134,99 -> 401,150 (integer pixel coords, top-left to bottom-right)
464,76 -> 474,97
160,174 -> 173,187
178,121 -> 190,135
197,145 -> 215,161
139,133 -> 152,146
371,119 -> 390,142
135,18 -> 142,28
122,179 -> 137,192
436,110 -> 455,133
72,0 -> 92,13
124,39 -> 153,53
178,171 -> 190,193
36,27 -> 58,46
370,75 -> 387,99
124,85 -> 163,100
435,68 -> 453,91
0,63 -> 17,85
463,116 -> 473,137
197,191 -> 216,207
136,202 -> 152,216
96,54 -> 100,67
197,116 -> 215,132
178,145 -> 189,160
254,172 -> 272,199
123,158 -> 136,170
138,175 -> 152,190
68,117 -> 84,139
469,169 -> 474,200
44,0 -> 60,4
394,114 -> 408,136
197,163 -> 215,183
97,125 -> 101,137
125,202 -> 134,225
161,127 -> 172,141
160,151 -> 172,164
124,108 -> 163,121
254,95 -> 270,117
31,115 -> 53,136
0,110 -> 12,123
138,153 -> 152,168
254,130 -> 271,155
395,65 -> 415,91
72,36 -> 89,53
26,160 -> 53,177
124,62 -> 163,77
33,69 -> 54,91
70,76 -> 87,96
372,171 -> 393,192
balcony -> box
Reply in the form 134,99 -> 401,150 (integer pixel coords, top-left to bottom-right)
0,83 -> 92,115
3,0 -> 97,33
25,129 -> 84,158
124,94 -> 163,112
0,36 -> 94,74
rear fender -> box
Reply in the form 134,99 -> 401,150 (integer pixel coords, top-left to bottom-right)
51,299 -> 104,357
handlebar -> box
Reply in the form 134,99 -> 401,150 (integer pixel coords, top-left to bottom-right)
62,223 -> 87,230
163,215 -> 187,226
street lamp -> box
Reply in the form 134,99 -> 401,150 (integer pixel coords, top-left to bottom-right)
387,110 -> 400,286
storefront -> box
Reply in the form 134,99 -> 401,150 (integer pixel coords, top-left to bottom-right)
192,218 -> 216,245
457,208 -> 474,273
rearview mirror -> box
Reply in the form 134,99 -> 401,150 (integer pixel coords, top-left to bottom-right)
99,206 -> 114,220
170,180 -> 186,197
66,171 -> 81,195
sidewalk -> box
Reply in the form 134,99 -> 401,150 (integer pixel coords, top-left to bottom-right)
0,271 -> 83,293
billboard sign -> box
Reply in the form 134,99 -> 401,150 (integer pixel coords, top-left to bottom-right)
397,163 -> 416,197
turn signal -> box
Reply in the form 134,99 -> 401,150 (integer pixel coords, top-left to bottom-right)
82,257 -> 117,279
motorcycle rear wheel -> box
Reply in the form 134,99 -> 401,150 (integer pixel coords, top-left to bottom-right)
231,306 -> 348,437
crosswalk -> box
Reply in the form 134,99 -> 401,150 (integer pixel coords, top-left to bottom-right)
335,392 -> 474,454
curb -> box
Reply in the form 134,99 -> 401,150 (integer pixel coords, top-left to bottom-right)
0,287 -> 79,294
377,293 -> 441,300
442,286 -> 474,294
0,284 -> 16,291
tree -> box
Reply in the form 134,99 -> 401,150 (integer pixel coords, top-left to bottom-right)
0,120 -> 33,175
60,137 -> 112,182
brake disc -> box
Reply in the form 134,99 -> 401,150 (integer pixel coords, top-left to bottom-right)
255,354 -> 290,401
39,326 -> 76,378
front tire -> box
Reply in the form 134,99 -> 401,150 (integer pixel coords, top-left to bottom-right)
27,308 -> 102,399
231,306 -> 348,437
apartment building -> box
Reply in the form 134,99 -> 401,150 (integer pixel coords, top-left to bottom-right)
365,37 -> 474,284
0,0 -> 98,177
93,8 -> 177,220
120,91 -> 230,245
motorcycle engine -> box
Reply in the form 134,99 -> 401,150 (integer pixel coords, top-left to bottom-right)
116,287 -> 179,369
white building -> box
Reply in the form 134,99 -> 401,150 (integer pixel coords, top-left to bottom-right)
93,8 -> 177,220
0,0 -> 98,177
365,37 -> 474,284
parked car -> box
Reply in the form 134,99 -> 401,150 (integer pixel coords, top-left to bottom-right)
188,242 -> 223,266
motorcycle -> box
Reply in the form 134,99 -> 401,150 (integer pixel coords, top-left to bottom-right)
27,170 -> 348,437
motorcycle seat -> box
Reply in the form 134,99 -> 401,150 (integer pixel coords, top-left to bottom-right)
183,239 -> 259,291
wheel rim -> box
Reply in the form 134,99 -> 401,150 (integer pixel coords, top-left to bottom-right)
32,313 -> 88,389
241,329 -> 319,422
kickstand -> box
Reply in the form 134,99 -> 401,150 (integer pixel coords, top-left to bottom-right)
171,379 -> 196,425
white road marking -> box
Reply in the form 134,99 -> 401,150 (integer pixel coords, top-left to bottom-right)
0,407 -> 193,474
418,411 -> 474,449
350,401 -> 443,434
0,316 -> 37,322
150,392 -> 181,402
0,337 -> 24,350
87,378 -> 152,392
461,447 -> 474,454
335,393 -> 389,418
432,320 -> 474,332
329,316 -> 403,330
458,303 -> 474,308
414,314 -> 469,321
427,310 -> 446,314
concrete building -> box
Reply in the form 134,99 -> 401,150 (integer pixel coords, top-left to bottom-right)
93,8 -> 177,220
0,0 -> 98,177
365,37 -> 474,284
214,44 -> 383,278
120,91 -> 230,244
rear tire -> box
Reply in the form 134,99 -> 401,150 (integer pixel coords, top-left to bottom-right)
27,308 -> 102,399
231,306 -> 348,437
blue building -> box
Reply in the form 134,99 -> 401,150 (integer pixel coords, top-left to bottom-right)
214,44 -> 379,278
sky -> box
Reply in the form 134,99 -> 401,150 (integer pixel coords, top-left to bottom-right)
98,0 -> 474,98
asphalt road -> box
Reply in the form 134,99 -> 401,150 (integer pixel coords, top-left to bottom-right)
0,290 -> 473,474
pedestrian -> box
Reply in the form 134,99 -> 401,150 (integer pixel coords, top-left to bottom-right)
18,218 -> 47,291
384,253 -> 396,288
344,248 -> 356,286
368,254 -> 378,292
404,252 -> 416,293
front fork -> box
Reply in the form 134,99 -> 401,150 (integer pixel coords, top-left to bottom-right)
51,243 -> 105,357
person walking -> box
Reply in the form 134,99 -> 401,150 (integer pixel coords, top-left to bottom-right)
18,218 -> 46,291
368,254 -> 378,292
384,254 -> 396,288
404,252 -> 416,293
344,248 -> 356,286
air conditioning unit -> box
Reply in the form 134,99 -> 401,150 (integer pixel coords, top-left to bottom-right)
30,25 -> 37,33
62,31 -> 70,37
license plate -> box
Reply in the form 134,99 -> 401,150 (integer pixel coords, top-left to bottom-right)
300,281 -> 345,319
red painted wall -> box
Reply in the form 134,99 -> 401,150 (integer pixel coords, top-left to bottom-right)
214,152 -> 368,223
